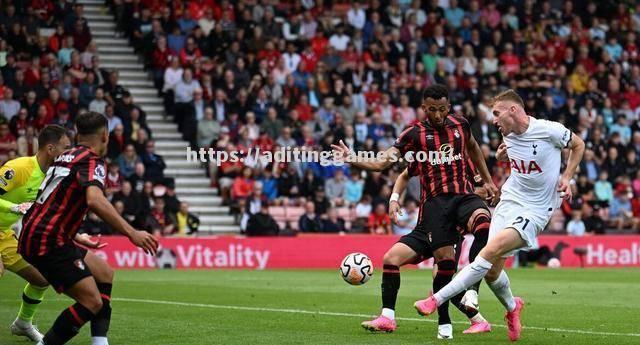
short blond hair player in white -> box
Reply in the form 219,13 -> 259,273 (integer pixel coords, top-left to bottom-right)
412,89 -> 585,341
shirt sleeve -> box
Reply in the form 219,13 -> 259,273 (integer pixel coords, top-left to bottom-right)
76,156 -> 106,190
393,125 -> 417,156
0,160 -> 25,195
544,120 -> 572,149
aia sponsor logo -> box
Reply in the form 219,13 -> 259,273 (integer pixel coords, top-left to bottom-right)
510,159 -> 542,174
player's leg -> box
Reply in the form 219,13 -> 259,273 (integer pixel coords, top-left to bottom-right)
484,259 -> 525,341
39,276 -> 102,345
431,245 -> 456,333
11,264 -> 49,341
1,230 -> 47,341
84,251 -> 115,345
362,239 -> 420,332
459,205 -> 491,312
415,227 -> 526,316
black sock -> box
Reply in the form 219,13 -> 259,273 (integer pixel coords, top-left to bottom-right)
451,291 -> 478,318
469,214 -> 490,261
434,259 -> 456,325
43,303 -> 96,345
381,265 -> 400,311
91,283 -> 113,337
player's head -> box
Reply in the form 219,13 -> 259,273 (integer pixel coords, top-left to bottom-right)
38,125 -> 71,164
421,84 -> 450,128
75,111 -> 109,156
491,89 -> 526,135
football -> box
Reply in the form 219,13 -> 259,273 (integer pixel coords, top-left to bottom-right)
339,253 -> 373,285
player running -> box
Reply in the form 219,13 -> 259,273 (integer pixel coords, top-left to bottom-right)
412,90 -> 585,341
359,166 -> 492,337
333,84 -> 499,338
18,112 -> 158,345
0,125 -> 106,342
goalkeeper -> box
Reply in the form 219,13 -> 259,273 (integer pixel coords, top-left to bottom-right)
0,125 -> 105,342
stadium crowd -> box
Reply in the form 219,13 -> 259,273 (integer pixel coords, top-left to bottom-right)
3,0 -> 640,237
0,1 -> 199,237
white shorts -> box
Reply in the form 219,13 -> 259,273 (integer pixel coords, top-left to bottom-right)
489,200 -> 552,257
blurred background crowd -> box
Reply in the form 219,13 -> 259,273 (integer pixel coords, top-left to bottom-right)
1,0 -> 640,236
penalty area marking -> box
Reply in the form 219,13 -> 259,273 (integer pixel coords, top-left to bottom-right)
115,297 -> 640,338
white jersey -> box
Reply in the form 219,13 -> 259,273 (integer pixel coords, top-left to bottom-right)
501,116 -> 571,212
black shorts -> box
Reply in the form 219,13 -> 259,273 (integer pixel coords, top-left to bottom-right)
419,193 -> 489,251
397,230 -> 433,263
24,244 -> 92,293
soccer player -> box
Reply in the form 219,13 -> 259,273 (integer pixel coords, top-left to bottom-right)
0,125 -> 105,342
413,90 -> 585,341
360,166 -> 491,337
18,112 -> 158,345
333,84 -> 499,338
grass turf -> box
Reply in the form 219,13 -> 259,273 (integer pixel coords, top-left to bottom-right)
1,268 -> 639,344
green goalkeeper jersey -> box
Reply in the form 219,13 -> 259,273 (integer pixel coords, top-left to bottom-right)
0,155 -> 45,232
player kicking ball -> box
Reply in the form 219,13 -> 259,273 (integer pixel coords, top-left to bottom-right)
360,167 -> 492,337
413,90 -> 585,341
0,125 -> 106,342
18,112 -> 158,345
333,84 -> 499,339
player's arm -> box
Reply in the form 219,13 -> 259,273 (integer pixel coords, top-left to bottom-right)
558,133 -> 585,201
466,134 -> 499,205
389,168 -> 410,223
0,162 -> 33,214
86,186 -> 158,255
331,140 -> 399,171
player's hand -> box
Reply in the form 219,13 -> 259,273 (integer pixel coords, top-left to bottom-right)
389,200 -> 402,224
558,177 -> 572,202
331,140 -> 352,162
484,182 -> 500,206
10,202 -> 33,215
74,233 -> 108,249
496,143 -> 509,162
130,230 -> 159,256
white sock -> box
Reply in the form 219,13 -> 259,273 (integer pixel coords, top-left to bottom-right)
92,336 -> 109,345
433,256 -> 492,306
487,270 -> 516,312
470,313 -> 486,323
14,317 -> 31,328
381,308 -> 395,320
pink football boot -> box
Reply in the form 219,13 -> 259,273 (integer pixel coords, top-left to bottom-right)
361,315 -> 397,333
463,320 -> 492,334
505,297 -> 525,341
413,296 -> 438,316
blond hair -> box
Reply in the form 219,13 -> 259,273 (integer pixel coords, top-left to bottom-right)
491,89 -> 524,108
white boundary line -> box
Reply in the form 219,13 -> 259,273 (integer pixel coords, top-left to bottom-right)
115,297 -> 640,338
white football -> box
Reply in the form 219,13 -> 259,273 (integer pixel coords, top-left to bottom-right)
339,253 -> 373,285
547,257 -> 561,268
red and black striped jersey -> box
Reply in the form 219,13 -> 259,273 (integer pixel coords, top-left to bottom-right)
18,145 -> 106,257
396,115 -> 475,218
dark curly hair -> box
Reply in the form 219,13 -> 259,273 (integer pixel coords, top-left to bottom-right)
422,84 -> 449,102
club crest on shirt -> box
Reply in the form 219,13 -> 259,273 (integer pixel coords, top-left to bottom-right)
74,259 -> 85,270
94,165 -> 106,184
454,129 -> 460,138
4,169 -> 14,180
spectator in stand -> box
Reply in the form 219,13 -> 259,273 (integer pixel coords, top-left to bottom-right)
128,162 -> 147,194
112,181 -> 142,227
175,202 -> 200,235
147,197 -> 176,236
16,125 -> 38,157
594,171 -> 614,204
117,144 -> 141,179
0,87 -> 19,120
141,139 -> 166,183
566,210 -> 586,236
321,208 -> 346,233
173,68 -> 200,132
241,182 -> 265,232
107,124 -> 129,160
105,162 -> 124,195
325,169 -> 347,206
197,107 -> 220,148
231,166 -> 254,205
610,186 -> 640,231
0,122 -> 17,162
368,203 -> 392,235
88,87 -> 107,114
245,203 -> 279,236
299,201 -> 322,232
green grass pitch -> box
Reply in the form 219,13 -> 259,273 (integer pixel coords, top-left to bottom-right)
1,268 -> 639,344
